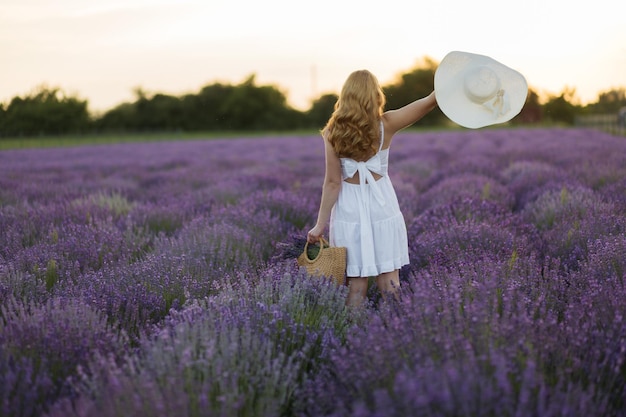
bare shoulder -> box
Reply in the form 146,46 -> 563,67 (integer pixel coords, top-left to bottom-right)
321,127 -> 331,142
380,115 -> 396,148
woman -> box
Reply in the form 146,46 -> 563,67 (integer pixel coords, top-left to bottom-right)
307,69 -> 437,306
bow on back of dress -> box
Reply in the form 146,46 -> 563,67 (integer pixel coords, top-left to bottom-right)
342,154 -> 386,206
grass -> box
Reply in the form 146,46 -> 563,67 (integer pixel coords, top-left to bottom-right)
0,129 -> 324,150
0,123 -> 469,151
1,124 -> 616,151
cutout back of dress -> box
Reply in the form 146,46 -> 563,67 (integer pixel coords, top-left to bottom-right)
339,121 -> 389,184
339,121 -> 388,206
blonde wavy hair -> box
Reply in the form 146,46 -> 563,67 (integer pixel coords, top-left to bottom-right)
323,70 -> 386,160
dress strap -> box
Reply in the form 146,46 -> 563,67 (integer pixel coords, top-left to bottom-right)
378,120 -> 384,152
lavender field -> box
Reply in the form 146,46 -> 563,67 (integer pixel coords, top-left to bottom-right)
1,127 -> 625,417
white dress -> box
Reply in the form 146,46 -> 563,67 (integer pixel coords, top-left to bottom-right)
329,121 -> 410,277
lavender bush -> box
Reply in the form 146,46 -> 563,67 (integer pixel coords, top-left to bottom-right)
0,296 -> 128,417
46,267 -> 357,417
0,128 -> 625,416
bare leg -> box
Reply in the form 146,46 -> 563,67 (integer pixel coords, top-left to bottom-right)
346,277 -> 368,307
376,270 -> 400,301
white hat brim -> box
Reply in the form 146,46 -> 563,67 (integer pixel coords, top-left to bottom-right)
435,51 -> 528,129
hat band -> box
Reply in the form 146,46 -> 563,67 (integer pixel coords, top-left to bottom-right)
482,89 -> 510,117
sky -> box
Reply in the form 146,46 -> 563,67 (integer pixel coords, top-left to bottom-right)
1,0 -> 624,114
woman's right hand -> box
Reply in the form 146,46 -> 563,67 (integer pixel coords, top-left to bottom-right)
307,225 -> 325,243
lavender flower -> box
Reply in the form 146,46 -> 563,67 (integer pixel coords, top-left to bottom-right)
0,127 -> 625,416
0,296 -> 128,415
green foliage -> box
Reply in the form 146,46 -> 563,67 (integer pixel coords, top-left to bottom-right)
515,88 -> 542,124
3,58 -> 623,139
45,259 -> 58,292
585,87 -> 626,114
92,75 -> 305,133
306,93 -> 337,129
181,83 -> 235,130
0,85 -> 90,137
80,192 -> 135,217
543,88 -> 581,125
216,75 -> 301,130
383,57 -> 446,126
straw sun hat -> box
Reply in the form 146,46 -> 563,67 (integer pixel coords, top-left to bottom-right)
434,51 -> 528,129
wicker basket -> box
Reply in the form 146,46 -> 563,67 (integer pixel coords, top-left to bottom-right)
297,237 -> 346,286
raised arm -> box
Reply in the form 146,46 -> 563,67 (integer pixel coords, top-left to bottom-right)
382,91 -> 437,135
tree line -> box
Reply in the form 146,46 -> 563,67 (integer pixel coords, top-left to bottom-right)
1,58 -> 625,138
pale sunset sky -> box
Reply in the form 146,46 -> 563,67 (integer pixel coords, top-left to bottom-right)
1,0 -> 624,114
